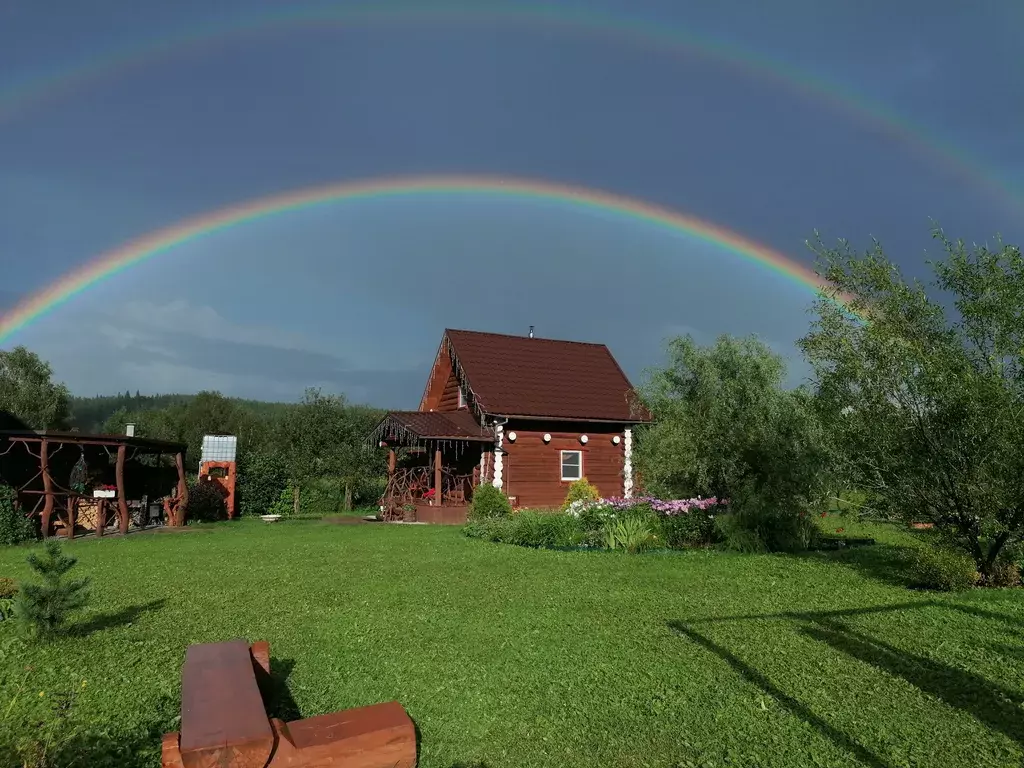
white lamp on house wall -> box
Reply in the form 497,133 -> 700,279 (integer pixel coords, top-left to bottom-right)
507,432 -> 517,442
543,433 -> 551,443
612,435 -> 621,445
579,434 -> 589,444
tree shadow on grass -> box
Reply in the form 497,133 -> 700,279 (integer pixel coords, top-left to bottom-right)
798,542 -> 916,589
803,621 -> 1024,746
69,598 -> 166,637
668,620 -> 891,768
944,602 -> 1024,635
673,598 -> 1024,767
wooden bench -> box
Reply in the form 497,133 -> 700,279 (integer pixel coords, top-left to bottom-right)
161,639 -> 416,768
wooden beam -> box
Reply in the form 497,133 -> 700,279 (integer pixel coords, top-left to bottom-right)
388,449 -> 397,475
40,439 -> 54,539
175,452 -> 189,527
434,448 -> 442,506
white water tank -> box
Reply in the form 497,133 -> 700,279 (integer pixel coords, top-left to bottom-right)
201,435 -> 237,463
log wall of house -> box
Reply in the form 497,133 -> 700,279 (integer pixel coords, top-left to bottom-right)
437,370 -> 463,412
500,420 -> 626,508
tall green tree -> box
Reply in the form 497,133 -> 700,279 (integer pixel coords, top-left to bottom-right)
636,334 -> 830,550
0,346 -> 70,430
799,230 -> 1024,577
277,389 -> 383,511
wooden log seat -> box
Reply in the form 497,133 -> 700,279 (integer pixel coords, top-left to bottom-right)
161,639 -> 417,768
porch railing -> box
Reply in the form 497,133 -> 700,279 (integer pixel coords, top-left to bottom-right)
380,467 -> 474,521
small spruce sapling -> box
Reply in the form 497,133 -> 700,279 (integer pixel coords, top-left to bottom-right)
13,539 -> 90,639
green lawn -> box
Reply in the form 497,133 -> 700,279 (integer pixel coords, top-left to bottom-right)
1,518 -> 1023,767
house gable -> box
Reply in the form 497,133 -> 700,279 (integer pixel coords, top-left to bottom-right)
418,338 -> 472,414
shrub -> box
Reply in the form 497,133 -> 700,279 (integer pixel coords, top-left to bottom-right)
603,516 -> 656,554
13,539 -> 90,639
237,451 -> 288,516
908,546 -> 979,592
658,510 -> 718,549
183,481 -> 228,523
269,486 -> 298,517
511,512 -> 585,549
714,513 -> 768,554
463,512 -> 584,549
718,487 -> 821,553
560,477 -> 600,512
986,562 -> 1021,588
0,576 -> 16,598
0,484 -> 36,546
462,518 -> 505,542
468,484 -> 513,520
0,576 -> 16,621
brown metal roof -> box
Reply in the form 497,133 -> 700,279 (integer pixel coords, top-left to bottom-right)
444,329 -> 651,422
375,410 -> 494,442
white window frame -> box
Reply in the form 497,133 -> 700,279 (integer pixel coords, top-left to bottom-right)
458,386 -> 466,408
560,450 -> 583,482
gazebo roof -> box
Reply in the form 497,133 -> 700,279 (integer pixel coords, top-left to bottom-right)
369,410 -> 494,446
0,429 -> 188,454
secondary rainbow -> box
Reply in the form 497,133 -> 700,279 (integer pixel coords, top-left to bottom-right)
0,1 -> 1017,214
0,175 -> 854,343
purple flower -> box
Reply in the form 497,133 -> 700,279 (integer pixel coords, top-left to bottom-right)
595,495 -> 728,517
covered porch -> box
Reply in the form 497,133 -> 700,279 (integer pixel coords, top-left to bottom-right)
368,411 -> 494,524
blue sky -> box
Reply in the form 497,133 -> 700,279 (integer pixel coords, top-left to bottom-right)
1,0 -> 1021,407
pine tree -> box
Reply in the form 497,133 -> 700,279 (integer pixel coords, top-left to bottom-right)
13,539 -> 90,639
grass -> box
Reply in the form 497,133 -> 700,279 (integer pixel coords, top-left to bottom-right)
1,516 -> 1023,767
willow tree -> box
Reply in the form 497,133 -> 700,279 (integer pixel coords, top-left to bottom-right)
636,334 -> 830,551
799,230 -> 1024,578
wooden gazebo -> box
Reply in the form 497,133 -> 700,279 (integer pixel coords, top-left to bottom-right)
0,428 -> 190,539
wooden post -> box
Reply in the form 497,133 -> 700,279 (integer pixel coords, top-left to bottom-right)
434,448 -> 442,507
40,439 -> 54,539
388,449 -> 397,475
175,452 -> 188,527
96,499 -> 106,537
293,486 -> 300,516
65,497 -> 76,540
116,444 -> 129,534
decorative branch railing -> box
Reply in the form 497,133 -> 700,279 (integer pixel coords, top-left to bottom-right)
379,466 -> 475,521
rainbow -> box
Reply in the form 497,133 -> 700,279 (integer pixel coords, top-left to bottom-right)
0,1 -> 1018,215
0,175 -> 855,343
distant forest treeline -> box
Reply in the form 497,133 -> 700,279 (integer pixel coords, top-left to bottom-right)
69,392 -> 294,433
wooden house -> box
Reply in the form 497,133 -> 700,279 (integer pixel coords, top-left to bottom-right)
369,328 -> 651,523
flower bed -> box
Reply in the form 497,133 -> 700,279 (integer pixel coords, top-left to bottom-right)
465,496 -> 728,553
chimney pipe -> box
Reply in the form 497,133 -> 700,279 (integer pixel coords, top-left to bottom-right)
528,326 -> 534,338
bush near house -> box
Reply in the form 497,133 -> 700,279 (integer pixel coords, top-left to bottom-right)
468,484 -> 513,520
559,477 -> 600,512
